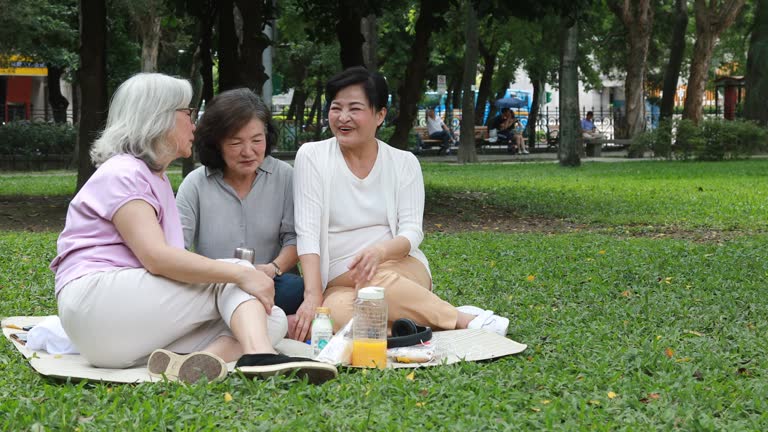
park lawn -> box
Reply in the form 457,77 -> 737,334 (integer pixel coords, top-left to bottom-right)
1,230 -> 767,430
1,159 -> 766,429
2,159 -> 767,231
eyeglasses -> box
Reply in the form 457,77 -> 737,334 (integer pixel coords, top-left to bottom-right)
175,107 -> 198,122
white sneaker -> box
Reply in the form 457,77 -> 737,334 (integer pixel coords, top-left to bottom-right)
457,305 -> 510,336
522,150 -> 529,154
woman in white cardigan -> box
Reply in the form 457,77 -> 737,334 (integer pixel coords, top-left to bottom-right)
291,67 -> 509,342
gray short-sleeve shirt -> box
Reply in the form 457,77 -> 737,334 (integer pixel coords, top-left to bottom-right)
176,156 -> 297,266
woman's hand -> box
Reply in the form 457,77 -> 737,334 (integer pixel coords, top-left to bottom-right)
254,263 -> 276,279
347,245 -> 385,288
237,267 -> 276,314
291,292 -> 323,342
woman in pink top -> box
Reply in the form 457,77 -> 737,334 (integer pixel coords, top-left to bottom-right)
50,73 -> 336,384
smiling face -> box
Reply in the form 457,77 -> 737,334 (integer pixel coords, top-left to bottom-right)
220,118 -> 267,178
328,84 -> 386,149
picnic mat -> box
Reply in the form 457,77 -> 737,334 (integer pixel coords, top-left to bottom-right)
2,316 -> 527,384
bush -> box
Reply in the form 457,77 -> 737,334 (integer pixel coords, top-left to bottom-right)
630,119 -> 674,158
377,126 -> 418,150
673,119 -> 705,160
0,121 -> 77,156
667,118 -> 767,161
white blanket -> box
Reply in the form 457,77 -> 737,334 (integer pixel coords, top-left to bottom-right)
3,316 -> 527,384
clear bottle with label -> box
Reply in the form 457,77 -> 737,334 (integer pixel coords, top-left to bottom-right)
311,307 -> 333,357
351,286 -> 388,369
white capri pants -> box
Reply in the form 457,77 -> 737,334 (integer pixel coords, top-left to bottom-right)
57,259 -> 288,368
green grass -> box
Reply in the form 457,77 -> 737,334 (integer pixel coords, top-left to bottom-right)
424,159 -> 768,230
1,231 -> 767,429
3,160 -> 767,230
2,160 -> 768,429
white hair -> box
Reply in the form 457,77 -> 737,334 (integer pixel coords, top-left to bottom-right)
90,73 -> 193,170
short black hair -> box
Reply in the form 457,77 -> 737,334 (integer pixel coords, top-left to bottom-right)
195,88 -> 278,169
325,66 -> 388,112
586,111 -> 594,117
500,107 -> 510,114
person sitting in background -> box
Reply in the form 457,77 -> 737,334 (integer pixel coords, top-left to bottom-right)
50,73 -> 336,384
425,108 -> 456,155
176,89 -> 305,321
581,111 -> 605,140
510,113 -> 528,154
490,108 -> 527,154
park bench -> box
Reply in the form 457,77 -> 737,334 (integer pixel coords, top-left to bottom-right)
413,126 -> 491,153
544,125 -> 631,156
583,138 -> 632,157
413,126 -> 444,149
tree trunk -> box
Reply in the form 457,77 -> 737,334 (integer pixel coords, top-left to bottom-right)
527,76 -> 542,150
199,2 -> 216,107
233,0 -> 273,92
218,0 -> 239,91
361,14 -> 378,70
390,0 -> 448,150
77,0 -> 108,191
610,0 -> 654,138
474,43 -> 496,126
458,0 -> 478,164
47,65 -> 70,123
683,0 -> 747,123
314,81 -> 324,141
558,16 -> 581,167
744,0 -> 768,125
140,15 -> 161,72
660,0 -> 688,121
336,0 -> 365,68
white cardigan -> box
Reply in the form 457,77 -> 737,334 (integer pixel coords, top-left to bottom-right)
293,137 -> 430,290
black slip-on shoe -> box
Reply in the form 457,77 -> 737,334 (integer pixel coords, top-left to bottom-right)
235,353 -> 338,385
147,349 -> 228,383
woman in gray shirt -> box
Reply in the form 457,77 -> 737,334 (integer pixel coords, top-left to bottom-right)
177,89 -> 304,316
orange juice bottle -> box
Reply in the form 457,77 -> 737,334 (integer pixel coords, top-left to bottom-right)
351,287 -> 388,368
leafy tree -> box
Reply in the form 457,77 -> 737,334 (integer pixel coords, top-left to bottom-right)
77,0 -> 108,191
608,0 -> 655,139
559,13 -> 582,167
659,0 -> 689,121
683,0 -> 746,123
744,0 -> 768,124
388,0 -> 450,150
457,0 -> 478,163
217,0 -> 274,92
0,0 -> 78,123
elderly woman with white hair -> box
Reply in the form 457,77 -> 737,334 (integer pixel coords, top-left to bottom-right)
50,73 -> 336,384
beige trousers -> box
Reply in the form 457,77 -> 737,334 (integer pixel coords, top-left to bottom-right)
323,256 -> 458,333
58,259 -> 287,369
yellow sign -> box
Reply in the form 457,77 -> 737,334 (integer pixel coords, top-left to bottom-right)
0,55 -> 47,76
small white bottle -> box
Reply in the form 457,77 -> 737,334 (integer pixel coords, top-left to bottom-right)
311,307 -> 333,357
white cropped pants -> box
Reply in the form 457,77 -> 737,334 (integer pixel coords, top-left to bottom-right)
57,259 -> 287,368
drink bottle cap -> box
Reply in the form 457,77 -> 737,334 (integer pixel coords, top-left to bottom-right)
315,306 -> 330,314
357,286 -> 385,300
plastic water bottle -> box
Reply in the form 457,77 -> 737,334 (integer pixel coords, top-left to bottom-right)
311,307 -> 333,357
351,286 -> 388,368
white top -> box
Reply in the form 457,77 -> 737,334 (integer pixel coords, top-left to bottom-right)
328,146 -> 393,281
294,137 -> 430,290
426,116 -> 444,135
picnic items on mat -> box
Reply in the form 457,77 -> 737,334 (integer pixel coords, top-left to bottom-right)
4,316 -> 527,382
311,307 -> 333,357
351,287 -> 388,369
